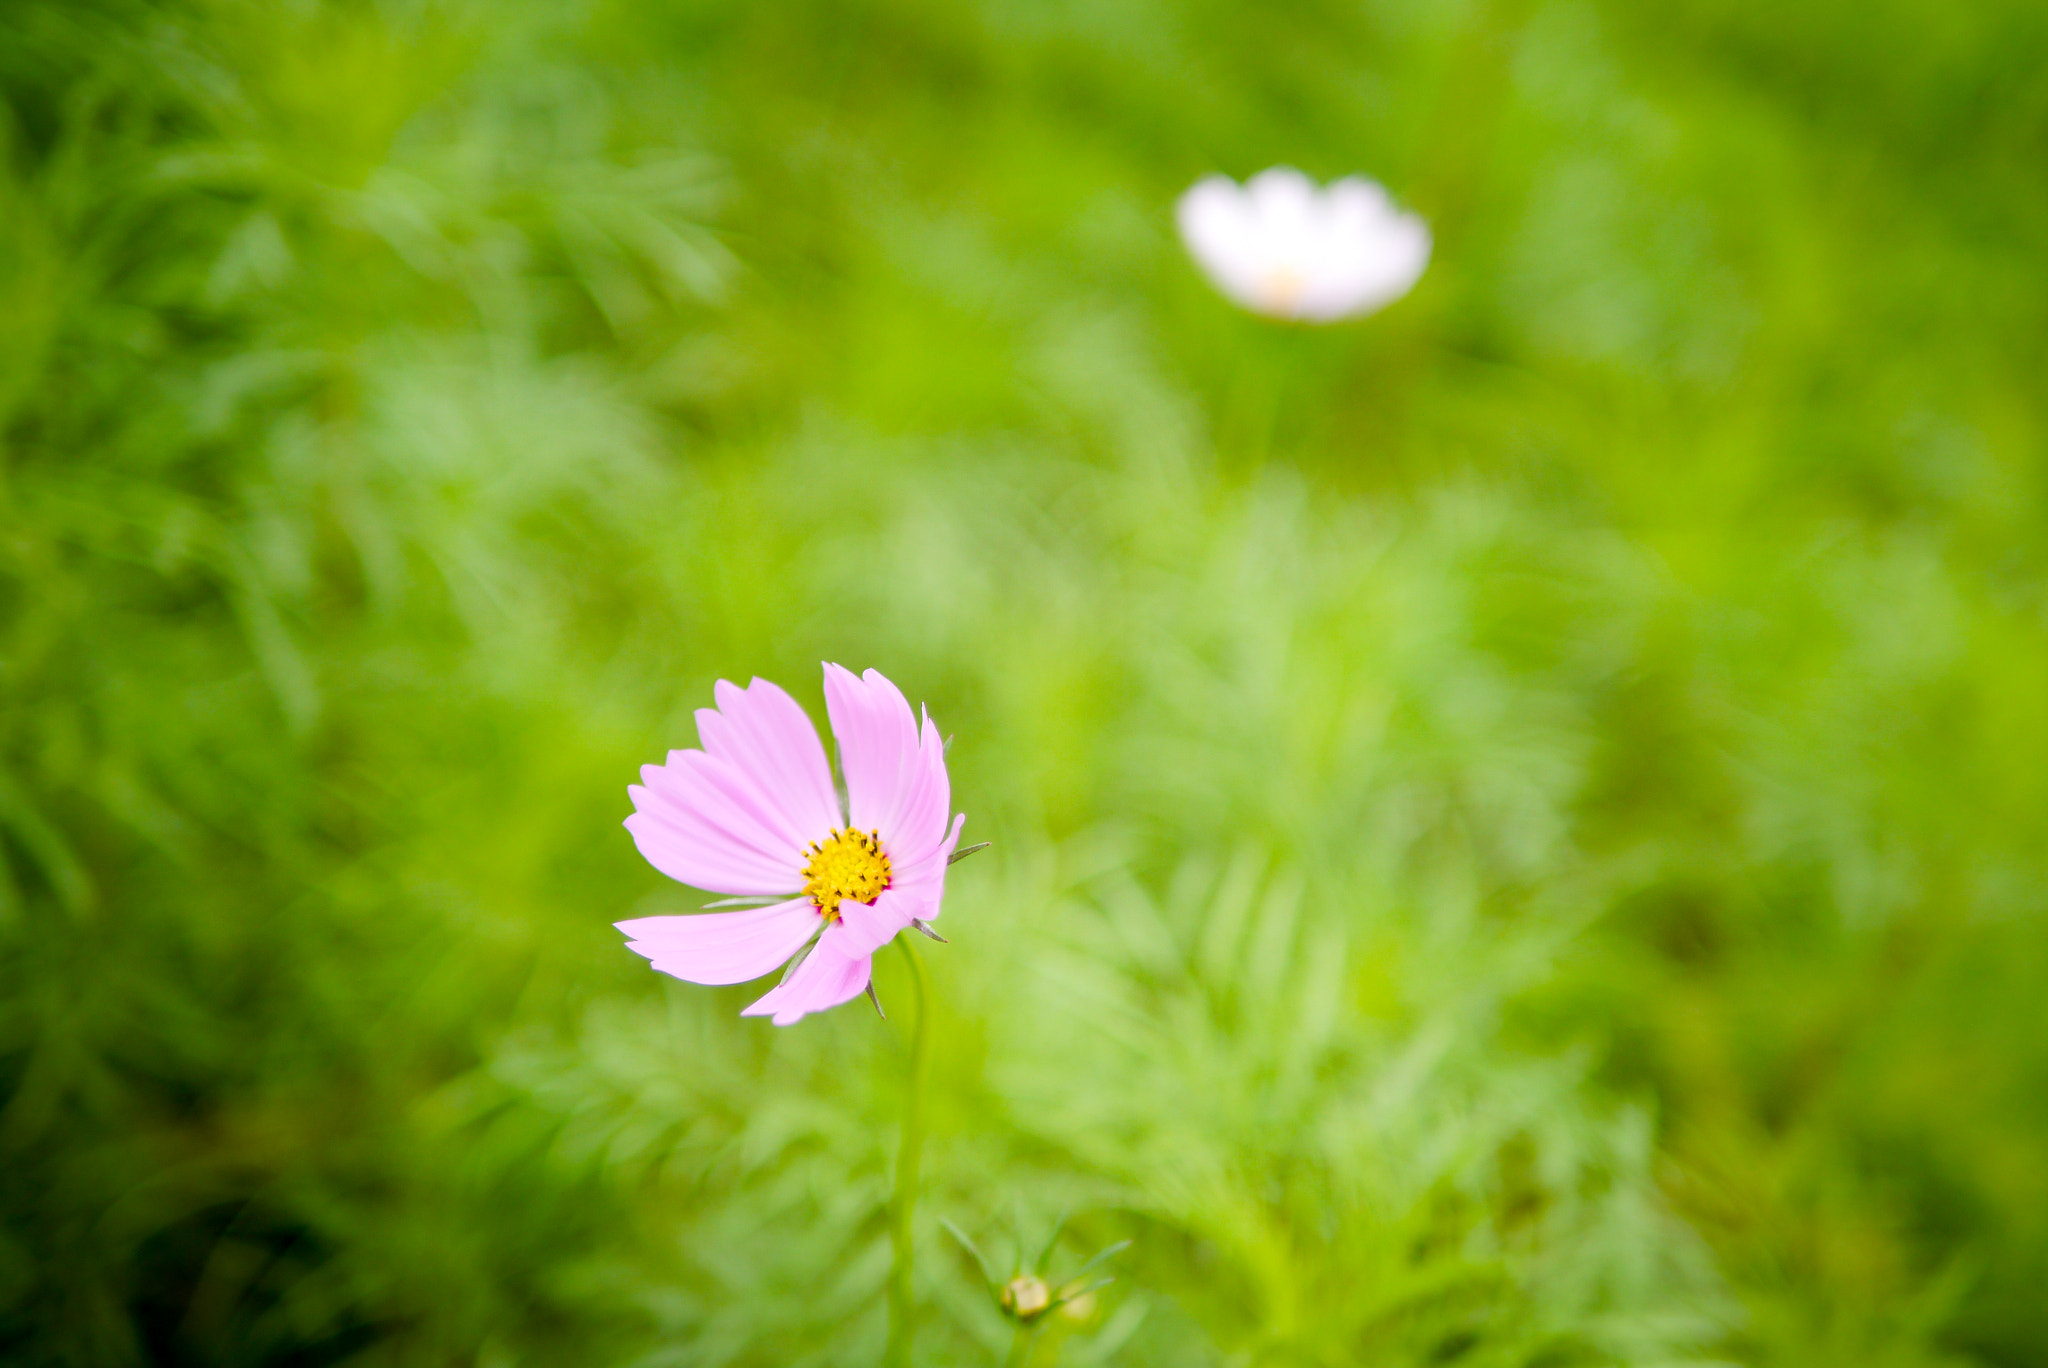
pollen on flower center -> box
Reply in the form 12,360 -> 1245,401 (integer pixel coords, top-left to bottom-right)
1257,265 -> 1307,311
801,828 -> 892,921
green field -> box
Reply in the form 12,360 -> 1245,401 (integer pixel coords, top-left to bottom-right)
5,1 -> 2047,1363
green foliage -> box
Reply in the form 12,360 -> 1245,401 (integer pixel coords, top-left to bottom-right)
3,0 -> 2046,1365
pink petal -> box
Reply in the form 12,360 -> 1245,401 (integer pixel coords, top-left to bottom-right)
821,664 -> 953,861
887,707 -> 954,864
616,899 -> 822,986
835,887 -> 917,958
882,813 -> 966,923
694,678 -> 843,843
626,747 -> 808,895
741,926 -> 872,1026
822,664 -> 916,833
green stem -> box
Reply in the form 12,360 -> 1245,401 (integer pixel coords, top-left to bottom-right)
1001,1324 -> 1035,1368
885,937 -> 931,1368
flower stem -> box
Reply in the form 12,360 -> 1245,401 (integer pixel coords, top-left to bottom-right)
885,936 -> 932,1368
1002,1324 -> 1036,1368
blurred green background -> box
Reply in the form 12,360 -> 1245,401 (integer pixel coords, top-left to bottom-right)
4,0 -> 2047,1363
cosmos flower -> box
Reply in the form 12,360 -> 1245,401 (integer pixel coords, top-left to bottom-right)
615,665 -> 966,1025
1176,166 -> 1431,322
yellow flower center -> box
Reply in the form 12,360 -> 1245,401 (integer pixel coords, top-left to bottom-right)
1256,265 -> 1307,313
801,828 -> 892,921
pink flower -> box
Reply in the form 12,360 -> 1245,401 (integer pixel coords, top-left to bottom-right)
615,665 -> 966,1025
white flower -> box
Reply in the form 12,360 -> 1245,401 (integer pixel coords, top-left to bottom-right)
1176,167 -> 1431,322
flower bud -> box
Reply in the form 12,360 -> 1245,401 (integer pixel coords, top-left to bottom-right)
999,1274 -> 1052,1320
1057,1287 -> 1098,1323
